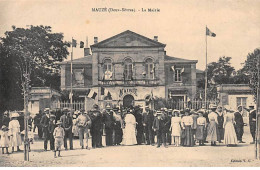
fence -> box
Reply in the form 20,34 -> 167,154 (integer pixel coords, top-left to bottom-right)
157,100 -> 218,110
52,101 -> 85,111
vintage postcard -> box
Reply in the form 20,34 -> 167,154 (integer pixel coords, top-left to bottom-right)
0,0 -> 260,167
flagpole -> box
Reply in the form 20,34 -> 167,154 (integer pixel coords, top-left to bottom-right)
70,37 -> 73,113
205,26 -> 208,109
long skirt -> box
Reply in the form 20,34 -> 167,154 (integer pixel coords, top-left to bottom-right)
224,122 -> 238,145
206,121 -> 218,142
10,132 -> 22,147
183,125 -> 194,147
122,124 -> 137,145
196,125 -> 205,140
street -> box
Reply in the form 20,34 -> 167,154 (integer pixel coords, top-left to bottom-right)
1,125 -> 260,167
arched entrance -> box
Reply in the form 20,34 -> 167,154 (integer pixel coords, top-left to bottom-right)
123,95 -> 134,108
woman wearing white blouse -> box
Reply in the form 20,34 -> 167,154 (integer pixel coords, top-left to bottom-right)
206,105 -> 219,146
181,111 -> 194,147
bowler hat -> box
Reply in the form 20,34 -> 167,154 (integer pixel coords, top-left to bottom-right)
56,120 -> 62,125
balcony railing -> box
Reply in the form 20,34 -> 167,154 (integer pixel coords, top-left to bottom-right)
98,78 -> 160,86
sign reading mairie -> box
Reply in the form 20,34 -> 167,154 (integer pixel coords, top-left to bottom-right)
119,88 -> 138,97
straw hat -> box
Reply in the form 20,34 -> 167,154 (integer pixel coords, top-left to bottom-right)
56,120 -> 62,125
209,104 -> 217,109
11,112 -> 19,118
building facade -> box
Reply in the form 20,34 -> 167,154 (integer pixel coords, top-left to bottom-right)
60,30 -> 198,110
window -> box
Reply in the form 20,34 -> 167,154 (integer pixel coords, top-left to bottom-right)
124,58 -> 133,80
236,97 -> 247,116
145,58 -> 154,79
103,59 -> 113,80
174,69 -> 182,82
73,69 -> 84,86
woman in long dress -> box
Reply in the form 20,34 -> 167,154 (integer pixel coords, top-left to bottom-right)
223,110 -> 238,146
196,112 -> 207,146
9,112 -> 22,152
122,112 -> 137,145
181,111 -> 194,147
170,110 -> 182,146
206,105 -> 219,146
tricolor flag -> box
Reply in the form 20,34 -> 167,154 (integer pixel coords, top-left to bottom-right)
86,89 -> 97,99
101,87 -> 111,96
80,41 -> 84,48
69,92 -> 73,100
171,66 -> 175,71
206,27 -> 216,37
199,93 -> 202,100
180,67 -> 185,74
72,39 -> 77,47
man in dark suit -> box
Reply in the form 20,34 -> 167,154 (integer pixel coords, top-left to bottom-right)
134,106 -> 144,145
153,111 -> 166,148
245,105 -> 257,144
234,106 -> 245,143
60,108 -> 73,150
40,108 -> 50,151
33,112 -> 43,139
143,106 -> 155,145
89,104 -> 103,148
103,105 -> 114,146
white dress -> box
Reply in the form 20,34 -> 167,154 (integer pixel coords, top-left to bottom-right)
0,130 -> 10,147
122,114 -> 137,145
9,120 -> 22,147
171,117 -> 182,137
224,113 -> 238,145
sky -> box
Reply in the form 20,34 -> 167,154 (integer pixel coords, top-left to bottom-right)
0,0 -> 260,70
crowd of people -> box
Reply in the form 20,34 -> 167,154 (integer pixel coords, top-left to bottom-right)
0,103 -> 257,157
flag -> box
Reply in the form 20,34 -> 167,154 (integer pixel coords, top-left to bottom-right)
104,70 -> 113,80
101,87 -> 111,96
72,39 -> 77,47
187,96 -> 191,102
86,89 -> 97,99
199,93 -> 202,100
171,66 -> 175,71
80,41 -> 84,48
142,71 -> 146,77
206,27 -> 216,37
181,67 -> 185,74
69,92 -> 73,100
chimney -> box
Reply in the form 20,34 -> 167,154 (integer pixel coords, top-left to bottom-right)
154,36 -> 158,42
84,48 -> 90,56
94,37 -> 98,44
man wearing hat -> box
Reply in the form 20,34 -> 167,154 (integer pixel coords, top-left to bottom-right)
103,105 -> 115,146
113,107 -> 123,145
142,106 -> 155,145
60,108 -> 73,150
48,114 -> 56,151
76,110 -> 92,149
153,111 -> 167,148
89,104 -> 103,148
33,112 -> 43,139
234,106 -> 245,143
244,105 -> 256,144
2,111 -> 10,127
40,108 -> 51,151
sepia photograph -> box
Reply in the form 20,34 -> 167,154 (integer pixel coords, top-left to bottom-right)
0,0 -> 260,167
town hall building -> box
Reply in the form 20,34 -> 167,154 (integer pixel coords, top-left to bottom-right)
59,30 -> 198,110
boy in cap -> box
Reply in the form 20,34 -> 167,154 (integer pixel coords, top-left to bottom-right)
53,121 -> 65,158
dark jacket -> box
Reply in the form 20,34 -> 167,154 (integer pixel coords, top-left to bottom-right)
60,114 -> 73,131
234,111 -> 244,127
89,110 -> 103,131
249,110 -> 256,125
103,111 -> 114,129
153,117 -> 163,131
143,111 -> 154,127
40,114 -> 50,129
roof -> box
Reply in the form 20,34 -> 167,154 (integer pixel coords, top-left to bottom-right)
91,30 -> 166,48
59,55 -> 92,65
164,55 -> 198,63
196,69 -> 204,74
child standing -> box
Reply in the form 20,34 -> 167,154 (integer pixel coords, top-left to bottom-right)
0,125 -> 10,154
170,110 -> 182,146
53,120 -> 65,158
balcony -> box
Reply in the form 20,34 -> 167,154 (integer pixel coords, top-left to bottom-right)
98,78 -> 160,87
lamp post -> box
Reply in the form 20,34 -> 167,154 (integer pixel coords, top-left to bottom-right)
23,72 -> 30,161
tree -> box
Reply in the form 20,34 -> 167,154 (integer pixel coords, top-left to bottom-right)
242,48 -> 260,101
0,25 -> 69,113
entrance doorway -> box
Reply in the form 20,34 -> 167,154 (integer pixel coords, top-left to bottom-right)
123,95 -> 134,108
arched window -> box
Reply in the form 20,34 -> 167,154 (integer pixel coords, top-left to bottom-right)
103,58 -> 113,80
124,58 -> 133,80
145,58 -> 154,79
